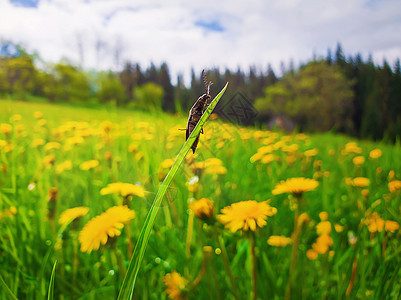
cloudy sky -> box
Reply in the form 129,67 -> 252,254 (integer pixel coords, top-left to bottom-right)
1,0 -> 400,84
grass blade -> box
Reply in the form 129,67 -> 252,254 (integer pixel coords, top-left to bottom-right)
118,82 -> 228,300
0,273 -> 18,300
39,222 -> 70,298
47,261 -> 57,300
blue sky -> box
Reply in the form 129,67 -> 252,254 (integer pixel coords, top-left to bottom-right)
1,0 -> 400,84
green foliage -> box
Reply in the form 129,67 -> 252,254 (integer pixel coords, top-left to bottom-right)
255,61 -> 354,132
0,55 -> 37,97
43,63 -> 91,102
132,82 -> 164,111
47,261 -> 57,300
0,66 -> 8,94
96,72 -> 126,105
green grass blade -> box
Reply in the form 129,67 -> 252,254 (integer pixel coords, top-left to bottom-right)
39,223 -> 70,297
0,273 -> 18,300
47,261 -> 57,300
118,82 -> 228,300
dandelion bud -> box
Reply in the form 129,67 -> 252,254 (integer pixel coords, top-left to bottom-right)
47,187 -> 58,220
189,198 -> 215,223
104,151 -> 112,161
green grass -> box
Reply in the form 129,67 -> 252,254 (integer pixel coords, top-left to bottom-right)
1,96 -> 401,299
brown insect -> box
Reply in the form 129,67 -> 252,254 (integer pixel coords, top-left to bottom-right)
186,69 -> 213,153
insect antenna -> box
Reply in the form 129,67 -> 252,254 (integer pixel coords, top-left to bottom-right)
201,69 -> 213,95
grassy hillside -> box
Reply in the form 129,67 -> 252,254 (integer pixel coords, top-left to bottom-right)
1,99 -> 400,299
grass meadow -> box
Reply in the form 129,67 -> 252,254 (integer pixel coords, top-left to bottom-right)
1,99 -> 401,299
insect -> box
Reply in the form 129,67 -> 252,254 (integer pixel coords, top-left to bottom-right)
186,69 -> 213,153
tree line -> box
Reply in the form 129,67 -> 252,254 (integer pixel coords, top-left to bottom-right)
0,41 -> 400,141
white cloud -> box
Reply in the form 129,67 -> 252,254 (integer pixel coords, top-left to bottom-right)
0,0 -> 400,85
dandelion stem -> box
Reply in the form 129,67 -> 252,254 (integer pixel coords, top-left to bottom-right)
123,196 -> 134,256
185,210 -> 194,259
192,250 -> 208,288
285,196 -> 301,300
382,233 -> 387,260
216,234 -> 240,300
250,234 -> 257,300
346,257 -> 358,296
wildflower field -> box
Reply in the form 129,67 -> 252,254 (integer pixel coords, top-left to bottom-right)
1,99 -> 401,299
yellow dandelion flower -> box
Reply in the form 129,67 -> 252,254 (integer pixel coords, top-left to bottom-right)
44,142 -> 61,152
134,152 -> 144,161
250,152 -> 263,163
352,156 -> 365,165
313,160 -> 322,168
369,149 -> 382,159
79,206 -> 135,253
364,212 -> 384,233
240,132 -> 250,140
281,136 -> 292,142
267,235 -> 292,247
204,158 -> 223,167
216,141 -> 225,149
100,182 -> 146,198
80,160 -> 99,170
343,142 -> 362,154
59,207 -> 89,226
282,144 -> 299,153
284,155 -> 296,166
56,160 -> 73,174
319,211 -> 328,221
361,189 -> 369,197
388,180 -> 401,193
272,177 -> 319,196
161,158 -> 175,169
316,221 -> 331,235
204,165 -> 227,175
306,249 -> 318,260
66,136 -> 85,145
128,143 -> 138,153
12,114 -> 22,121
163,271 -> 188,300
385,220 -> 400,233
261,154 -> 275,164
295,133 -> 308,141
100,120 -> 113,133
334,224 -> 344,232
257,145 -> 274,155
389,170 -> 395,181
1,123 -> 12,135
38,119 -> 47,127
43,155 -> 55,166
189,198 -> 214,221
34,111 -> 43,119
347,177 -> 370,188
313,234 -> 333,254
304,148 -> 318,157
9,206 -> 17,215
218,200 -> 277,232
0,139 -> 7,148
32,138 -> 45,148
